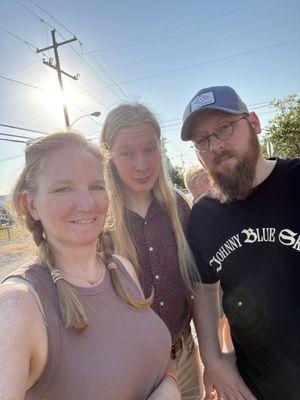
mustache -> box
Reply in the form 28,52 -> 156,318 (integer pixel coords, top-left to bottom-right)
212,149 -> 236,164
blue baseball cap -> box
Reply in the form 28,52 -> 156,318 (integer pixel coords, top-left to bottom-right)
181,86 -> 249,141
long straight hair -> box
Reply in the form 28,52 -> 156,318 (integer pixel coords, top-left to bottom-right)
100,103 -> 200,290
10,131 -> 151,333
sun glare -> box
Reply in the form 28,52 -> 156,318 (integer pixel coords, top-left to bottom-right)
32,75 -> 86,121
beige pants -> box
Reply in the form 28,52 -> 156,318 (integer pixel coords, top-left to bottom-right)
171,328 -> 203,400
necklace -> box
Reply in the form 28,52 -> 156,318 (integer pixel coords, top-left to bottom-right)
59,264 -> 103,286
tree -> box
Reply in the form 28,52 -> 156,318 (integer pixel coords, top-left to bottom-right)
167,161 -> 184,188
264,94 -> 300,158
162,137 -> 185,188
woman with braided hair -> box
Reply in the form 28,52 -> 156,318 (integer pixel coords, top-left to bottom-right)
0,131 -> 180,400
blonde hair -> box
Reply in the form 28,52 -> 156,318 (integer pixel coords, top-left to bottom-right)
10,131 -> 150,334
100,103 -> 200,290
184,166 -> 207,190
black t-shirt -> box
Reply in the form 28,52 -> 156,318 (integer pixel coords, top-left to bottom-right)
188,158 -> 300,400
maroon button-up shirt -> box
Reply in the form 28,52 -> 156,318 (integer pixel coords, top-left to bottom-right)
125,194 -> 191,344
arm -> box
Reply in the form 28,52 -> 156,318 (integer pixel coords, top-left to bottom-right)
0,284 -> 47,399
192,283 -> 257,400
147,375 -> 181,400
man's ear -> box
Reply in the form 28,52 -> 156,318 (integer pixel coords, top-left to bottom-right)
22,191 -> 40,221
248,112 -> 261,135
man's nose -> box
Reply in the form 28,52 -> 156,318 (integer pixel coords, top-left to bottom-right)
208,134 -> 224,152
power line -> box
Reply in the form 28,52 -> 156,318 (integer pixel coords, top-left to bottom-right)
89,101 -> 274,139
0,132 -> 34,140
42,19 -> 51,59
109,18 -> 299,70
59,40 -> 128,102
0,75 -> 44,91
53,33 -> 129,100
0,25 -> 52,60
37,29 -> 78,128
0,26 -> 38,51
0,136 -> 26,144
0,153 -> 24,163
0,74 -> 102,128
70,103 -> 102,128
13,0 -> 54,29
0,123 -> 48,135
97,38 -> 300,89
16,0 -> 128,101
162,106 -> 274,131
0,55 -> 108,117
52,34 -> 116,107
30,0 -> 127,97
80,0 -> 273,54
84,8 -> 293,54
257,110 -> 277,116
29,0 -> 75,37
80,45 -> 129,100
75,80 -> 108,110
2,60 -> 42,78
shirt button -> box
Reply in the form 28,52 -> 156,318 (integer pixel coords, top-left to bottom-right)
155,274 -> 160,280
149,247 -> 153,251
144,220 -> 147,225
159,301 -> 164,306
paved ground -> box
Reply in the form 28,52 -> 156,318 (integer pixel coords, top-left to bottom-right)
0,236 -> 35,282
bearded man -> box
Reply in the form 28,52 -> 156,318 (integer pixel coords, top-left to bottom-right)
181,86 -> 300,400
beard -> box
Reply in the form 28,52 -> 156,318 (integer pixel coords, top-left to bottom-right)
208,128 -> 260,203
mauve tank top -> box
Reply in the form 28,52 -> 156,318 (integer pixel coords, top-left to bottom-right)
8,256 -> 171,400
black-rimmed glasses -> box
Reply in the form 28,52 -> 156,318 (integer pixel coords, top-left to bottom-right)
192,114 -> 249,154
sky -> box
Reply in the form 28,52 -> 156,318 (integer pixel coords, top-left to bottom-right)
0,0 -> 300,195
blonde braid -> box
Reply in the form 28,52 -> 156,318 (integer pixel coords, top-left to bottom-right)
98,234 -> 153,310
31,222 -> 89,333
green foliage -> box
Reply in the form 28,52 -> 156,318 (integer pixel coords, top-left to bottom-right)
162,137 -> 185,188
265,94 -> 300,158
168,163 -> 184,188
165,153 -> 184,188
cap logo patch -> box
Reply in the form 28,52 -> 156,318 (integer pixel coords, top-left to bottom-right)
191,91 -> 215,111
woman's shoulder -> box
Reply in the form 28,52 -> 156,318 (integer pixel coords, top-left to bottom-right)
0,276 -> 48,397
0,280 -> 43,329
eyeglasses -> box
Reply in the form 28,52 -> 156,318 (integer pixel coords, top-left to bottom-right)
192,114 -> 249,154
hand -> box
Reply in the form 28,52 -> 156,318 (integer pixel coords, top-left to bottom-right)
201,373 -> 218,400
202,352 -> 257,400
147,375 -> 181,400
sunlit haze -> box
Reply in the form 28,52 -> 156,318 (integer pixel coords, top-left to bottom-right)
1,0 -> 299,194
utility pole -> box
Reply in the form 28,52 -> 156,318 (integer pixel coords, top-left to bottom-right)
37,29 -> 78,128
180,152 -> 186,171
